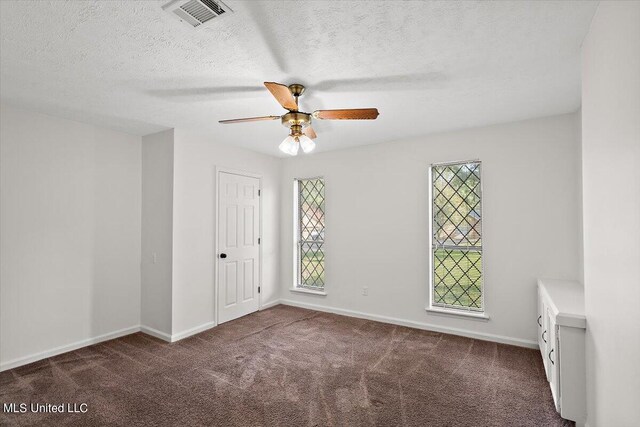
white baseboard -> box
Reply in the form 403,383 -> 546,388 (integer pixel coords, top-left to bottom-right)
170,321 -> 216,342
140,325 -> 172,342
261,299 -> 281,310
279,299 -> 538,349
0,326 -> 140,372
171,302 -> 284,341
0,321 -> 217,372
2,312 -> 269,371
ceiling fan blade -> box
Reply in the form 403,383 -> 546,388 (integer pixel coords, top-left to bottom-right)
219,115 -> 281,124
264,82 -> 297,110
304,126 -> 317,139
313,108 -> 379,120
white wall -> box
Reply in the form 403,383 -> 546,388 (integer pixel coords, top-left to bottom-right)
581,2 -> 640,425
280,113 -> 582,346
141,129 -> 174,336
0,104 -> 141,367
171,129 -> 281,335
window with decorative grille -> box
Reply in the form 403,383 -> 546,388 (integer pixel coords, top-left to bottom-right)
295,178 -> 325,290
430,161 -> 483,312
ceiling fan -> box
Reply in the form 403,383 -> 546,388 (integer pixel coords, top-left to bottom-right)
219,82 -> 380,155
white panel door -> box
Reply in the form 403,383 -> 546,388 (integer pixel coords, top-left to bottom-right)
218,171 -> 260,324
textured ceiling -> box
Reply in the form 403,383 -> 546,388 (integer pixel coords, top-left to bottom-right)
0,1 -> 597,156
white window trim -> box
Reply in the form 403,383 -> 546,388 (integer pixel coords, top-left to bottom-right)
427,160 -> 486,317
425,306 -> 489,320
292,177 -> 326,294
289,287 -> 327,296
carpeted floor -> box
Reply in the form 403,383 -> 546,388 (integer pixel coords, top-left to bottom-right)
1,305 -> 571,426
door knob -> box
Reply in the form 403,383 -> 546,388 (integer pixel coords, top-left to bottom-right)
219,253 -> 227,259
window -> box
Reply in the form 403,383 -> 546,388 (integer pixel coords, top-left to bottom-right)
294,177 -> 325,291
430,161 -> 483,312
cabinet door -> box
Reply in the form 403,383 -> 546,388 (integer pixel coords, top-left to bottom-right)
548,314 -> 560,412
541,296 -> 551,381
537,288 -> 546,358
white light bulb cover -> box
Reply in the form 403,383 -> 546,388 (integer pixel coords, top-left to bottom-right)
298,135 -> 316,153
279,135 -> 299,156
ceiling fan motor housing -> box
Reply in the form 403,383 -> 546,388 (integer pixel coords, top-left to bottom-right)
281,111 -> 311,130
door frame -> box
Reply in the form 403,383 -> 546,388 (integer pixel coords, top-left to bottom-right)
214,166 -> 263,326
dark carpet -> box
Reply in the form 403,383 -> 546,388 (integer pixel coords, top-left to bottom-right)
1,305 -> 571,426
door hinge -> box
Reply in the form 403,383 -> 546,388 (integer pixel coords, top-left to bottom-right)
258,189 -> 261,196
258,286 -> 261,293
258,238 -> 261,244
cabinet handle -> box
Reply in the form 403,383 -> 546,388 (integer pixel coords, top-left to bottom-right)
548,349 -> 555,365
537,315 -> 542,327
542,330 -> 547,343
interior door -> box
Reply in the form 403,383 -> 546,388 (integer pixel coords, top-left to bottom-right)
217,171 -> 260,324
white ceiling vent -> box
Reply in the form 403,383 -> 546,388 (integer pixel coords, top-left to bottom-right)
162,0 -> 232,28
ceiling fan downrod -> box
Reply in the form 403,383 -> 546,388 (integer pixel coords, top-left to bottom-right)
288,83 -> 306,110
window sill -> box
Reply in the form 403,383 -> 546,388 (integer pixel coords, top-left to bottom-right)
425,306 -> 490,321
290,287 -> 327,296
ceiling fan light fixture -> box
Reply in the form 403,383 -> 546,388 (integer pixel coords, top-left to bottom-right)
279,135 -> 299,156
298,135 -> 315,153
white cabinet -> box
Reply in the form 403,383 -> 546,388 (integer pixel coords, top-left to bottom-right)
537,279 -> 586,424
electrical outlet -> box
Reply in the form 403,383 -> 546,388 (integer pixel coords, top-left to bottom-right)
362,286 -> 368,296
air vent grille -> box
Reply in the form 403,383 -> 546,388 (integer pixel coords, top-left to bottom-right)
163,0 -> 232,29
180,0 -> 216,25
200,0 -> 226,16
